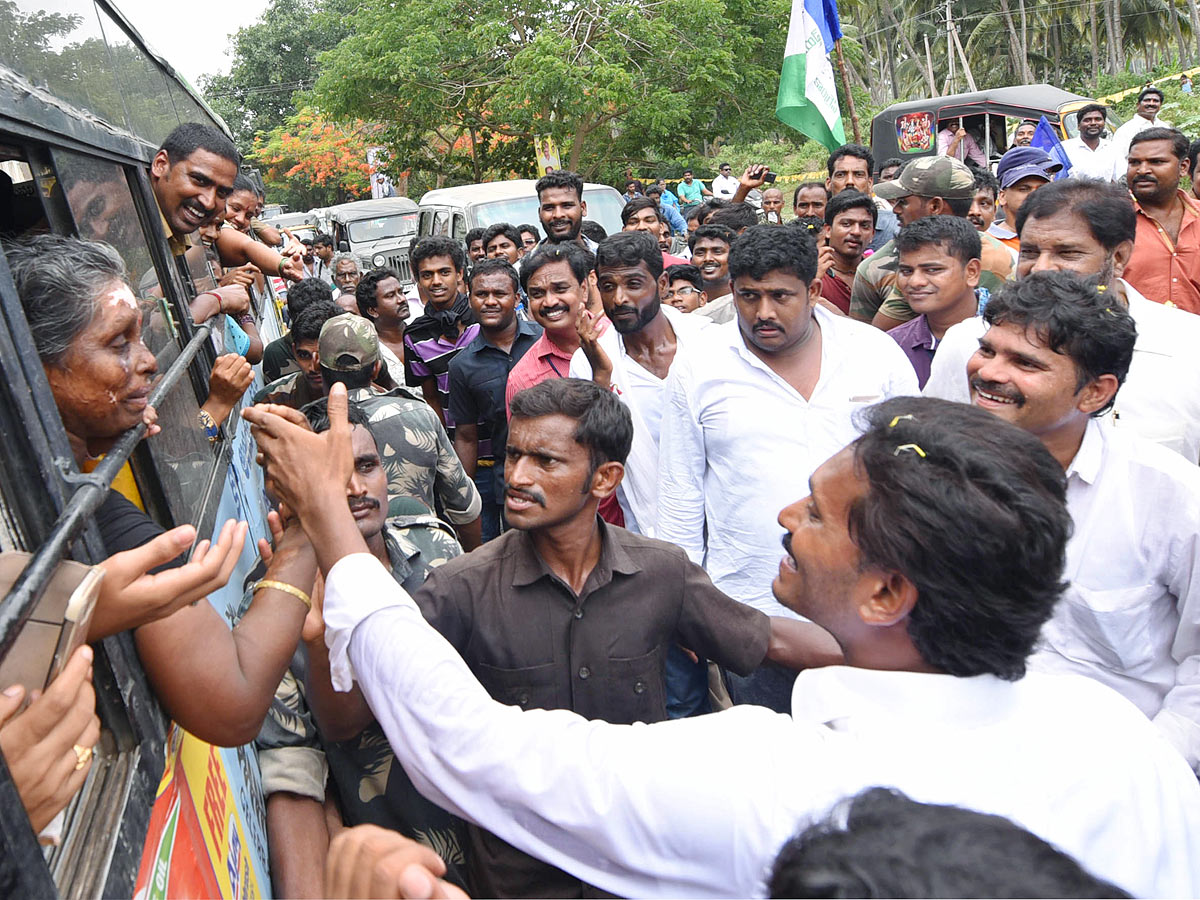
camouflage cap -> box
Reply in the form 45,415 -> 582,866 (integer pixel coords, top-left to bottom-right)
874,156 -> 977,201
318,313 -> 380,371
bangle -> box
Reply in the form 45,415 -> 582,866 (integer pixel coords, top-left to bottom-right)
197,408 -> 219,443
277,257 -> 287,278
254,579 -> 312,611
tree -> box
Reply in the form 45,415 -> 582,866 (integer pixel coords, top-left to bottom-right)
199,0 -> 355,150
249,108 -> 376,209
313,0 -> 788,183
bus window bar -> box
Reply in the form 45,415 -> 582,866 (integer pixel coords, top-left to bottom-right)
0,322 -> 211,663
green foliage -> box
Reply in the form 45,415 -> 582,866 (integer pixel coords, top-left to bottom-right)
199,0 -> 356,151
312,0 -> 789,185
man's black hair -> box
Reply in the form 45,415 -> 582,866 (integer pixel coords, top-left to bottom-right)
849,396 -> 1070,680
1076,102 -> 1108,124
1138,85 -> 1165,104
710,204 -> 759,233
1019,117 -> 1039,128
728,224 -> 817,284
509,377 -> 633,472
983,272 -> 1136,414
768,787 -> 1129,899
1015,178 -> 1136,249
625,179 -> 644,193
683,168 -> 693,175
973,167 -> 1000,199
314,233 -> 334,249
664,263 -> 704,292
824,189 -> 878,228
519,242 -> 595,291
303,397 -> 372,434
482,222 -> 522,251
1128,126 -> 1189,161
877,156 -> 904,178
410,235 -> 466,274
793,180 -> 830,206
895,215 -> 981,266
231,173 -> 257,195
517,224 -> 541,241
535,170 -> 585,201
688,222 -> 736,253
791,216 -> 824,238
941,194 -> 973,217
596,231 -> 663,279
465,227 -> 486,247
683,205 -> 705,224
354,267 -> 401,318
827,143 -> 875,177
158,122 -> 239,167
292,299 -> 342,343
645,184 -> 663,198
579,220 -> 608,243
468,258 -> 519,293
286,278 -> 334,321
621,196 -> 663,227
1189,140 -> 1200,182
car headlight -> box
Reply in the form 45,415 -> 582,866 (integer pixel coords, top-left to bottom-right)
372,253 -> 386,267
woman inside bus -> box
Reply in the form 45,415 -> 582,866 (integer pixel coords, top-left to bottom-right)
6,234 -> 318,748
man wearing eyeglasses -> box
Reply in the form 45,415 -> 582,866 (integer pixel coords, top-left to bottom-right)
663,264 -> 708,313
711,162 -> 739,199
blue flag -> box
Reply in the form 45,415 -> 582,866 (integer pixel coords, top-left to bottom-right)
1031,116 -> 1073,179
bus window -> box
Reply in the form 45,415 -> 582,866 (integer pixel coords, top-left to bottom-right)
0,150 -> 46,236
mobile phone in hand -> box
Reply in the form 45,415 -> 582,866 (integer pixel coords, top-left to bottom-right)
763,171 -> 777,183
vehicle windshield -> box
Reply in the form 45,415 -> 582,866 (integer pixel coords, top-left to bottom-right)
472,189 -> 624,237
347,213 -> 418,243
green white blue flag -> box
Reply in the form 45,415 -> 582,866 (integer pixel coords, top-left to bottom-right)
776,0 -> 846,152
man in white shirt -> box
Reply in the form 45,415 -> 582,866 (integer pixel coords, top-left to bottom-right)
568,231 -> 708,535
657,225 -> 918,711
1109,86 -> 1170,181
925,177 -> 1200,462
710,162 -> 739,199
1061,103 -> 1113,180
966,272 -> 1200,770
245,387 -> 1200,900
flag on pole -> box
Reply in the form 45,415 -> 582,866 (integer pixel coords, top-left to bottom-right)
1031,115 -> 1073,179
776,0 -> 846,152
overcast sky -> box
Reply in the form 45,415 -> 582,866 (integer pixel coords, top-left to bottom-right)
113,0 -> 270,85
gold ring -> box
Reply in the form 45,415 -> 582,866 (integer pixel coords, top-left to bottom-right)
72,744 -> 92,771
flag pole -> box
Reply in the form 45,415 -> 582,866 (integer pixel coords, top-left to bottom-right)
833,39 -> 862,144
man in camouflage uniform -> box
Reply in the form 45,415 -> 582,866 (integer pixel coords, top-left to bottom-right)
317,313 -> 483,550
853,156 -> 1013,330
245,400 -> 471,896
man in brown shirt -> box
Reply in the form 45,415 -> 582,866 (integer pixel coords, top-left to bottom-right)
412,378 -> 795,898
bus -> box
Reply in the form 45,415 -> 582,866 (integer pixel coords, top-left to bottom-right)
0,0 -> 282,895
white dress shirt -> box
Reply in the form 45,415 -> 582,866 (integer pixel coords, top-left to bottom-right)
322,552 -> 1200,899
1109,113 -> 1170,181
923,281 -> 1200,462
711,174 -> 740,199
568,304 -> 709,535
1030,418 -> 1200,769
656,309 -> 918,616
1062,135 -> 1114,180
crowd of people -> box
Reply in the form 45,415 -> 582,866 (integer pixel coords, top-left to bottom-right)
2,107 -> 1200,899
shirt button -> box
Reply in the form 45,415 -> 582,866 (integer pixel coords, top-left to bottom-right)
573,608 -> 583,619
517,692 -> 530,707
578,666 -> 591,680
633,680 -> 647,694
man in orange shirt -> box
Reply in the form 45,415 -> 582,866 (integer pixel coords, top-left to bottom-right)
1123,127 -> 1200,314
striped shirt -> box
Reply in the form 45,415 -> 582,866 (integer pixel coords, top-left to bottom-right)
404,312 -> 480,436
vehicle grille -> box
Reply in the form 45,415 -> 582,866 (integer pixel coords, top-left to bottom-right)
388,253 -> 413,284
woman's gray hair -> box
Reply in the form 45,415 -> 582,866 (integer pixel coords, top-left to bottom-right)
6,234 -> 129,366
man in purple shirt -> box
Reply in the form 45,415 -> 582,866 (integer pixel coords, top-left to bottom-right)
889,216 -> 982,388
404,236 -> 479,438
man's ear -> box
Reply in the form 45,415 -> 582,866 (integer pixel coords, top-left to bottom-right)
151,149 -> 170,180
589,460 -> 624,499
1110,240 -> 1135,279
806,278 -> 822,310
1077,373 -> 1120,416
857,570 -> 918,627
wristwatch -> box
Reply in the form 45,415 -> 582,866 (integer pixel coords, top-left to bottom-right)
198,408 -> 220,443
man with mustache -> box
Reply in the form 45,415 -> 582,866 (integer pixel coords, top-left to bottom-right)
966,272 -> 1200,773
449,260 -> 542,542
658,225 -> 917,712
534,170 -> 598,253
299,377 -> 803,898
968,169 -> 999,232
817,189 -> 877,315
246,388 -> 1200,899
924,176 -> 1200,464
1062,103 -> 1113,180
250,400 -> 472,898
1121,128 -> 1200,314
688,223 -> 737,323
1109,87 -> 1170,182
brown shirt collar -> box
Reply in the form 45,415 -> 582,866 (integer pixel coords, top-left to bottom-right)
510,516 -> 641,591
